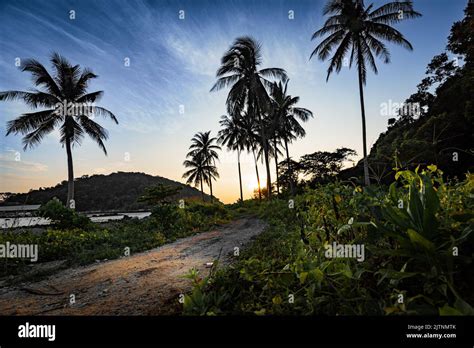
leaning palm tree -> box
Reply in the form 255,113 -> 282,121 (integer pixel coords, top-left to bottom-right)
217,114 -> 247,202
211,36 -> 287,198
0,53 -> 118,207
270,81 -> 313,195
310,0 -> 421,186
186,131 -> 221,201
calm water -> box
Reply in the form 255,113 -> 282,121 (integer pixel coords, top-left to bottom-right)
0,212 -> 151,229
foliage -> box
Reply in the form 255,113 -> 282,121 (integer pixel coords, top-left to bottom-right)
138,184 -> 182,205
183,167 -> 473,316
300,148 -> 357,184
38,198 -> 92,229
183,131 -> 221,199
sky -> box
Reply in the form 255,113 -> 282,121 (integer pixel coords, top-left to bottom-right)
0,0 -> 467,203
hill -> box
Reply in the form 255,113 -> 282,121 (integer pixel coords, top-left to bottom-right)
2,172 -> 212,212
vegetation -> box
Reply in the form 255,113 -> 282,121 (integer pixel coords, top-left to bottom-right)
0,53 -> 118,207
183,131 -> 221,201
38,198 -> 92,230
183,167 -> 473,315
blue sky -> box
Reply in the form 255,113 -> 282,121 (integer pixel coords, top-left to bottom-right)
0,0 -> 467,202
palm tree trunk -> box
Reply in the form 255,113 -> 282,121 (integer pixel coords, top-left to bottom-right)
256,105 -> 272,199
237,149 -> 243,202
252,147 -> 262,200
357,62 -> 371,187
209,178 -> 213,203
65,136 -> 75,208
273,138 -> 279,196
284,137 -> 295,195
200,177 -> 204,201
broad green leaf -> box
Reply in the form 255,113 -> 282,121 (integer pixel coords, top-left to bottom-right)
407,229 -> 435,251
407,182 -> 424,231
439,304 -> 462,316
454,297 -> 474,315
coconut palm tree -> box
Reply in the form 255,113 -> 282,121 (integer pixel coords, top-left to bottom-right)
217,114 -> 247,202
211,36 -> 287,198
182,153 -> 211,200
310,0 -> 421,186
0,53 -> 118,207
186,131 -> 221,201
270,81 -> 313,195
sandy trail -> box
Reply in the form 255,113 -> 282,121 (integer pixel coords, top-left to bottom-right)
0,217 -> 266,315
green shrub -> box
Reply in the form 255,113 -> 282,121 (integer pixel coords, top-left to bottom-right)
38,198 -> 92,230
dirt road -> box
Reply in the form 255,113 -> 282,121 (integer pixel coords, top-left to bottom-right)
0,217 -> 266,315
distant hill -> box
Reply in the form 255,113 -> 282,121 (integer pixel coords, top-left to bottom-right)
2,172 -> 212,212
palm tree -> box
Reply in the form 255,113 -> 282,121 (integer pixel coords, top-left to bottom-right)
0,53 -> 118,207
211,36 -> 288,198
240,112 -> 263,200
217,114 -> 247,202
182,153 -> 210,200
186,131 -> 221,201
270,81 -> 313,195
310,0 -> 421,186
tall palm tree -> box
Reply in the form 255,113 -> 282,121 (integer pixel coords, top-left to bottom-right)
186,131 -> 221,201
217,114 -> 247,202
0,53 -> 118,207
270,81 -> 313,195
310,0 -> 421,186
211,36 -> 287,198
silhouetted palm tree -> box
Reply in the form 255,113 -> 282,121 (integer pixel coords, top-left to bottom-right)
270,81 -> 313,195
211,36 -> 287,198
240,112 -> 263,200
0,53 -> 118,207
182,153 -> 211,200
186,131 -> 221,201
217,114 -> 247,202
310,0 -> 420,186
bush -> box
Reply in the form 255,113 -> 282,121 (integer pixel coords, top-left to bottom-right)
38,198 -> 92,230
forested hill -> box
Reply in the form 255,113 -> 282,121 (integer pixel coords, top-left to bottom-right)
2,172 -> 211,211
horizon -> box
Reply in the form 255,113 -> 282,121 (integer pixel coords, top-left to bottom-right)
0,0 -> 467,203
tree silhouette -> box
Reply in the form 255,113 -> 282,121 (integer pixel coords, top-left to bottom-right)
311,0 -> 421,186
1,53 -> 118,207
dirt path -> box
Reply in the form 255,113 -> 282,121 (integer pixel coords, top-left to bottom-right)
0,217 -> 266,315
